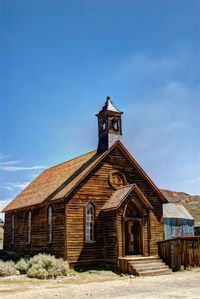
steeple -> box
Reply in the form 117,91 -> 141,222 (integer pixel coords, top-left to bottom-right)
96,96 -> 123,153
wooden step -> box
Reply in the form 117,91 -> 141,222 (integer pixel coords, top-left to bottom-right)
129,257 -> 161,263
137,268 -> 172,276
126,256 -> 172,276
129,260 -> 164,266
131,264 -> 168,271
125,255 -> 160,261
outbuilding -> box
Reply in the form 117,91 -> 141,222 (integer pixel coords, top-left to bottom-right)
163,203 -> 194,240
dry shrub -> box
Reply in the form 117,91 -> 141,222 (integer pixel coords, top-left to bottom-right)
27,263 -> 48,279
16,258 -> 30,274
0,260 -> 16,276
26,253 -> 69,279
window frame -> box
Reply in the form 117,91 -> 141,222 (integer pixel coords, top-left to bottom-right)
47,206 -> 53,243
85,202 -> 95,243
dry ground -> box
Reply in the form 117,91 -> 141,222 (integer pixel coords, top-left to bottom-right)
0,268 -> 200,299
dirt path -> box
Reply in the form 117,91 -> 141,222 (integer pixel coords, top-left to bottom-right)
1,269 -> 200,299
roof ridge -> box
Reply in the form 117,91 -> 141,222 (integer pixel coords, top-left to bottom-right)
45,149 -> 97,171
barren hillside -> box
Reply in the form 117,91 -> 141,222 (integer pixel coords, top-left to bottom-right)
161,189 -> 200,224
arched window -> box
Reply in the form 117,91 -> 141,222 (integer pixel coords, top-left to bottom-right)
85,203 -> 95,242
27,210 -> 31,244
48,206 -> 52,243
125,201 -> 142,218
11,214 -> 14,244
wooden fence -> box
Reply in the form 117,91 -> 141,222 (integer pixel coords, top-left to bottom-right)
158,236 -> 200,271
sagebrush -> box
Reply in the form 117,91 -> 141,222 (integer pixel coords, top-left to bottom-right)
16,258 -> 30,274
0,260 -> 16,277
17,253 -> 69,279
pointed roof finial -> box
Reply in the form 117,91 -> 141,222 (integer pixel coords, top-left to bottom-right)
103,96 -> 119,112
106,96 -> 111,103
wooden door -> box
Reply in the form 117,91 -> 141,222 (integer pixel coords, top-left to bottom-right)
125,220 -> 142,255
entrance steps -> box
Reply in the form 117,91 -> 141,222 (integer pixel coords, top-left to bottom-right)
118,255 -> 172,276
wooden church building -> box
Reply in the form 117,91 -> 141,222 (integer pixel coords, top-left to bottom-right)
3,97 -> 170,273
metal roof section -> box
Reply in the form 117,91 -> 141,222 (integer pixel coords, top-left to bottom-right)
163,203 -> 194,220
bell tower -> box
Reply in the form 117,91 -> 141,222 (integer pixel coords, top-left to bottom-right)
96,96 -> 123,153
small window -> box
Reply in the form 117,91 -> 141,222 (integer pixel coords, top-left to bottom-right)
28,211 -> 31,244
48,206 -> 52,243
11,214 -> 14,244
85,203 -> 95,242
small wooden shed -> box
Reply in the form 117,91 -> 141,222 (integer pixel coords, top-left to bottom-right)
163,203 -> 194,240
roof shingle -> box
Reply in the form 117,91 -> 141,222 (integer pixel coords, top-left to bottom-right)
2,150 -> 98,212
102,184 -> 153,211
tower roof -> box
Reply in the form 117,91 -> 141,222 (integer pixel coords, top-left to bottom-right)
99,96 -> 121,114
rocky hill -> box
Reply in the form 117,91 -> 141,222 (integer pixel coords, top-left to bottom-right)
161,189 -> 200,224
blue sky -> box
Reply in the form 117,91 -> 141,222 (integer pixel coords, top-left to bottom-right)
0,0 -> 200,218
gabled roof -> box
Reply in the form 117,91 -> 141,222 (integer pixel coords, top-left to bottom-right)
2,150 -> 98,212
50,141 -> 166,202
3,141 -> 167,212
163,203 -> 194,220
102,184 -> 153,212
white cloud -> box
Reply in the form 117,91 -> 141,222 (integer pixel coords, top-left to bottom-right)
0,160 -> 21,165
0,165 -> 45,171
0,153 -> 10,160
0,153 -> 46,172
2,182 -> 30,191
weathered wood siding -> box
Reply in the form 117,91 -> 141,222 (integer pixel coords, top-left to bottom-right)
158,237 -> 200,270
65,146 -> 164,264
104,210 -> 118,265
3,202 -> 65,257
149,211 -> 163,255
3,145 -> 164,264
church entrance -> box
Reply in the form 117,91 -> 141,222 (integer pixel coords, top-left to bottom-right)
125,220 -> 142,255
124,199 -> 143,255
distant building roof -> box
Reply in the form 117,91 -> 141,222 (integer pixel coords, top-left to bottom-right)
163,203 -> 194,220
